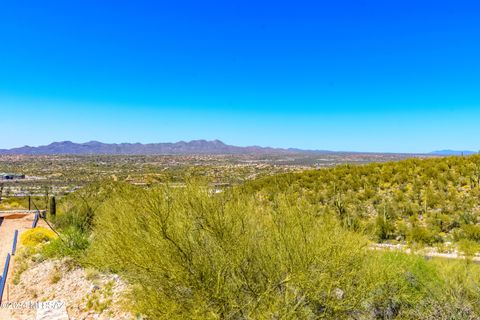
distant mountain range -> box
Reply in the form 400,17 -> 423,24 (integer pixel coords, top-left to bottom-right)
0,140 -> 330,155
0,141 -> 475,156
429,150 -> 478,156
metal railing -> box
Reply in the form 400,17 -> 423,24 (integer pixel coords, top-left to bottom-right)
11,230 -> 18,256
0,253 -> 10,304
31,212 -> 39,228
0,201 -> 64,303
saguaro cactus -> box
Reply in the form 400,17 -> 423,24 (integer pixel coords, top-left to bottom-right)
50,196 -> 57,216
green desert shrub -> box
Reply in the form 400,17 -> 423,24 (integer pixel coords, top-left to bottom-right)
364,252 -> 440,319
457,239 -> 480,258
42,226 -> 90,259
407,258 -> 480,318
244,155 -> 480,245
461,224 -> 480,242
53,181 -> 118,232
88,184 -> 378,318
85,183 -> 455,319
407,226 -> 438,246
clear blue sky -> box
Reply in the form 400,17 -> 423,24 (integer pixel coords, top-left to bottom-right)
1,0 -> 479,153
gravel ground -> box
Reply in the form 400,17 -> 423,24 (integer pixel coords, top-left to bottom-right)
5,256 -> 134,320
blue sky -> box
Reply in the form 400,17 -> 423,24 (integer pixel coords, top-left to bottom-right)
1,0 -> 480,153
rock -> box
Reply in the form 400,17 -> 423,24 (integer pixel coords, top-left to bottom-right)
333,288 -> 345,300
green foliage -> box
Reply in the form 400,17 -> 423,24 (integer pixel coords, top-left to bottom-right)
461,224 -> 480,242
407,226 -> 437,246
82,280 -> 114,313
375,208 -> 396,241
49,265 -> 62,284
87,184 -> 377,318
42,227 -> 89,259
0,196 -> 48,211
365,252 -> 440,318
48,155 -> 480,318
458,239 -> 480,258
12,247 -> 38,285
78,182 -> 480,319
244,155 -> 480,245
53,181 -> 118,232
410,258 -> 480,318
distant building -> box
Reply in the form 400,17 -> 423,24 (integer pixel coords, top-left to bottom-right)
0,173 -> 25,180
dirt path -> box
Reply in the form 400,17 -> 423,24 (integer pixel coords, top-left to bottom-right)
371,242 -> 480,262
0,213 -> 48,319
0,212 -> 130,319
0,215 -> 35,270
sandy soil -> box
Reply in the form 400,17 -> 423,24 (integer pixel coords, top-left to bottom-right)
0,213 -> 132,319
0,214 -> 43,267
5,258 -> 133,320
0,214 -> 38,318
0,214 -> 54,319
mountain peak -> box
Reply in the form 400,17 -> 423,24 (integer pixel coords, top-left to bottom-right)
0,140 -> 296,155
83,140 -> 103,145
430,150 -> 477,156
